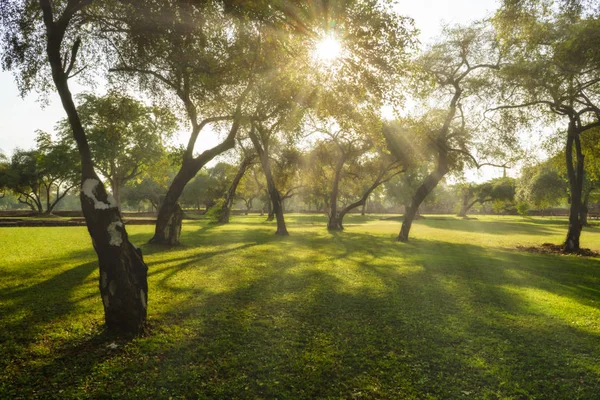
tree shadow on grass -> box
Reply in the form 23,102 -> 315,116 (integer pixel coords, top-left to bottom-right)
4,231 -> 600,399
415,217 -> 560,236
121,243 -> 600,399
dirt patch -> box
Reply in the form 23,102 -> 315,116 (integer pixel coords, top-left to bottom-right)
516,242 -> 600,257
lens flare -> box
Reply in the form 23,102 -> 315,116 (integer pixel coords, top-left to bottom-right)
313,35 -> 342,63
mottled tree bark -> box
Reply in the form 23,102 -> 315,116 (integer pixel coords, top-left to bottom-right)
40,0 -> 147,333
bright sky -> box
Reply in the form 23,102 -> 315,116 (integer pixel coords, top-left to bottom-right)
0,0 -> 501,181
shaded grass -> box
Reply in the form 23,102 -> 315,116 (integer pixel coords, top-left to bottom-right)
1,215 -> 600,399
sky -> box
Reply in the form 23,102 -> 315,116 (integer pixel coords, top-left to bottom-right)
0,0 -> 502,181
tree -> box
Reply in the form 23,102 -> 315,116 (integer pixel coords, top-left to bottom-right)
57,91 -> 177,209
516,163 -> 566,212
0,152 -> 8,199
3,133 -> 79,214
96,0 -> 261,244
493,0 -> 600,251
248,121 -> 291,235
217,146 -> 257,223
236,163 -> 262,214
457,177 -> 516,218
1,0 -> 148,333
387,23 -> 512,242
307,117 -> 404,230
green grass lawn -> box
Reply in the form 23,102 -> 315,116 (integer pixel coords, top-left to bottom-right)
1,215 -> 600,399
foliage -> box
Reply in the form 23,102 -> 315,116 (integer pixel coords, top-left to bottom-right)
56,91 -> 176,206
517,162 -> 567,209
205,197 -> 228,223
516,201 -> 530,216
0,131 -> 79,213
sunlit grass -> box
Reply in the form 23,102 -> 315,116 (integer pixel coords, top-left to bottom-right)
1,214 -> 600,398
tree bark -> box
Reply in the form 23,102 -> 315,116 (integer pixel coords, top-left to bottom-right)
581,192 -> 590,227
563,125 -> 584,253
150,119 -> 241,244
458,199 -> 479,218
40,1 -> 147,333
398,150 -> 448,242
327,158 -> 345,231
218,155 -> 253,224
336,173 -> 392,229
249,127 -> 288,235
266,197 -> 274,221
111,176 -> 121,210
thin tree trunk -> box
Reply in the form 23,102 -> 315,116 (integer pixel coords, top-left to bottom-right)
41,2 -> 147,333
249,128 -> 288,235
361,200 -> 367,216
337,173 -> 389,229
398,151 -> 448,242
458,199 -> 479,218
112,177 -> 121,210
581,192 -> 590,227
218,156 -> 253,224
327,159 -> 345,231
564,126 -> 584,252
150,118 -> 241,245
150,167 -> 194,245
45,185 -> 51,213
266,197 -> 274,221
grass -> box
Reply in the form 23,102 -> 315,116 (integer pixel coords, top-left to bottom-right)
1,214 -> 600,399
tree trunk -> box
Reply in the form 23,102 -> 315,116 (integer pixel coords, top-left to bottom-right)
249,128 -> 288,235
219,156 -> 253,224
266,198 -> 274,221
41,7 -> 147,334
150,166 -> 195,245
581,192 -> 590,227
563,126 -> 584,253
458,199 -> 479,218
335,172 -> 389,230
398,151 -> 448,242
150,116 -> 241,245
361,201 -> 367,216
327,159 -> 345,231
112,177 -> 121,210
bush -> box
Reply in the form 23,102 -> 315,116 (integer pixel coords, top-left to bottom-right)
516,201 -> 530,216
206,198 -> 227,223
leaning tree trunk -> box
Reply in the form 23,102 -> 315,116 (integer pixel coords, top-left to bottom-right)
398,152 -> 449,242
218,156 -> 253,224
150,118 -> 241,245
249,128 -> 288,235
337,173 -> 390,230
458,199 -> 479,218
150,167 -> 195,245
563,126 -> 584,253
42,6 -> 147,334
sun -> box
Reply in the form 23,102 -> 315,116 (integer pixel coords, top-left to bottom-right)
313,35 -> 342,64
